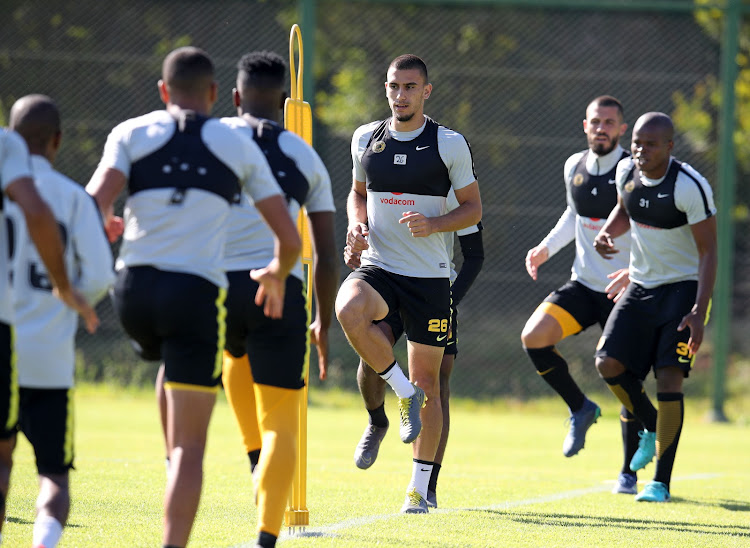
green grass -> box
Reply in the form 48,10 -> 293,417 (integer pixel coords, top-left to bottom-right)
3,385 -> 749,547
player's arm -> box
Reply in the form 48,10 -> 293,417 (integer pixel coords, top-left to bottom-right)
346,179 -> 369,252
677,215 -> 717,355
451,229 -> 484,307
525,206 -> 576,280
594,193 -> 631,259
72,192 -> 116,304
400,180 -> 482,237
86,166 -> 127,242
307,210 -> 339,380
7,177 -> 98,333
251,194 -> 302,319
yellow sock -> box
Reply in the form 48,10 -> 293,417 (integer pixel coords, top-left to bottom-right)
222,351 -> 261,454
254,384 -> 300,538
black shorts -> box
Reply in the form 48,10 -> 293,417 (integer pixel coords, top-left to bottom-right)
347,265 -> 450,347
224,271 -> 308,390
112,266 -> 226,389
377,295 -> 458,355
595,280 -> 698,380
538,280 -> 615,337
19,387 -> 74,475
0,322 -> 18,438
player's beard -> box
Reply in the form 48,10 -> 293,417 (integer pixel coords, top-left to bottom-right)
591,134 -> 619,156
395,111 -> 415,122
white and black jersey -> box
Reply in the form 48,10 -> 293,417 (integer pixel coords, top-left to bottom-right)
352,116 -> 476,278
0,128 -> 33,325
616,156 -> 716,288
96,109 -> 282,288
221,115 -> 334,280
540,145 -> 631,292
7,156 -> 115,388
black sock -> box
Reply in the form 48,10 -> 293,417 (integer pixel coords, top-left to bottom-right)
248,449 -> 260,473
367,402 -> 389,428
604,372 -> 657,432
257,531 -> 277,548
619,406 -> 642,476
428,463 -> 442,493
654,393 -> 684,491
525,346 -> 585,412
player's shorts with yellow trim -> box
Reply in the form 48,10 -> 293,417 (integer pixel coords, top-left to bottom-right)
224,270 -> 307,389
347,265 -> 450,348
596,280 -> 698,380
112,266 -> 225,388
0,322 -> 19,438
19,387 -> 74,474
537,280 -> 615,339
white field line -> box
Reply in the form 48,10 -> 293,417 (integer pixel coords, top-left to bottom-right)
229,473 -> 720,547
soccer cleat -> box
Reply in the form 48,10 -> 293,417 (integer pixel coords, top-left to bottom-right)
398,384 -> 426,444
353,423 -> 389,469
562,398 -> 601,457
629,430 -> 656,471
612,472 -> 638,494
400,488 -> 428,514
634,480 -> 671,502
426,490 -> 437,508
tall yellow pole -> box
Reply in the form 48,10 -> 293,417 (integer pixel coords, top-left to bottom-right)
283,23 -> 312,531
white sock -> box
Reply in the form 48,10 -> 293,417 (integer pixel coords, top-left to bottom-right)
408,459 -> 433,500
32,515 -> 63,548
378,362 -> 414,398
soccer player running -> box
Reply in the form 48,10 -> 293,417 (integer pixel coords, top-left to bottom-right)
521,96 -> 641,494
219,50 -> 337,548
0,122 -> 97,547
336,54 -> 482,513
5,95 -> 115,548
349,189 -> 484,509
594,112 -> 717,502
86,47 -> 300,548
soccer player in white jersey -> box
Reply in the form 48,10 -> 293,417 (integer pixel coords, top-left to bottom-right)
349,188 -> 484,510
86,47 -> 300,548
220,50 -> 337,548
5,95 -> 115,548
521,96 -> 641,494
0,125 -> 97,545
336,54 -> 482,513
594,112 -> 717,502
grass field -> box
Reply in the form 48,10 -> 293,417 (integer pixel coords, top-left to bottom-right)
3,384 -> 749,547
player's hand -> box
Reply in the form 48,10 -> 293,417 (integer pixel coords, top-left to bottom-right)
399,211 -> 434,237
54,286 -> 99,334
346,222 -> 369,253
525,245 -> 549,280
249,267 -> 285,319
104,215 -> 124,243
309,320 -> 329,381
605,268 -> 630,302
343,244 -> 361,270
677,305 -> 706,355
594,231 -> 619,259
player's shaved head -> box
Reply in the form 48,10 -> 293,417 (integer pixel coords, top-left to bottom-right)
633,112 -> 674,140
162,46 -> 215,95
389,54 -> 428,83
9,94 -> 61,153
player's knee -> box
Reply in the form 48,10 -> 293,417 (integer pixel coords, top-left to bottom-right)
521,321 -> 550,348
595,356 -> 619,378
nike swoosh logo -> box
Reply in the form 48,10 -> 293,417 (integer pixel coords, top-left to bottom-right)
420,468 -> 430,472
416,145 -> 430,151
436,334 -> 447,341
657,193 -> 670,198
608,179 -> 616,185
678,356 -> 691,363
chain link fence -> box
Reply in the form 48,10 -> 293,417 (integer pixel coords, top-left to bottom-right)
1,0 -> 746,399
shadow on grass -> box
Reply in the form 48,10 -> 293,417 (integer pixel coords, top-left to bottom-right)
467,510 -> 750,538
7,516 -> 83,529
679,498 -> 750,512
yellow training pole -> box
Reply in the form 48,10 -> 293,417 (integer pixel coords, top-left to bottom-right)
283,23 -> 312,531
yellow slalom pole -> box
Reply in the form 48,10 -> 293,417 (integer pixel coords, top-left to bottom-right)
283,23 -> 312,531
